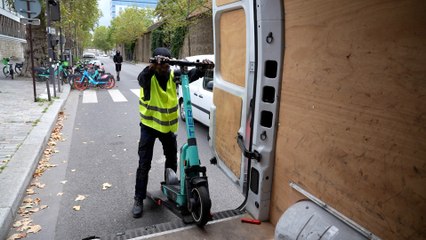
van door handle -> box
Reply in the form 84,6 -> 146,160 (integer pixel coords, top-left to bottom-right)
237,134 -> 261,161
194,93 -> 198,96
199,95 -> 203,98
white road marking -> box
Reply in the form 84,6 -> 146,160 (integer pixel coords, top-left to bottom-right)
82,90 -> 98,103
108,89 -> 128,102
130,89 -> 140,98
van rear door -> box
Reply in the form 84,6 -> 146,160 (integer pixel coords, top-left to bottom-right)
210,0 -> 284,221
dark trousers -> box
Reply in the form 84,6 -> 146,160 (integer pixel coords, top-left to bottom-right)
115,63 -> 122,72
135,124 -> 177,200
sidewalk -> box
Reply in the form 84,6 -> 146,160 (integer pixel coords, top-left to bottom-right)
0,77 -> 70,240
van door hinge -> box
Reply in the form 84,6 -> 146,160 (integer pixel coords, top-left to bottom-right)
237,134 -> 261,161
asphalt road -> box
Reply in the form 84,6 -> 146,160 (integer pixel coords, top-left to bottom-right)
8,57 -> 243,239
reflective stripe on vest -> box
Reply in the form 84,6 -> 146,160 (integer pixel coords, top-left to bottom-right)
139,71 -> 178,133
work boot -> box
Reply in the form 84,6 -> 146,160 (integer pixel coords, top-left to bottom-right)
132,198 -> 143,218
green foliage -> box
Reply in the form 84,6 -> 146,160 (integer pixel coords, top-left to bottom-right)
110,7 -> 154,45
93,26 -> 113,52
59,0 -> 101,50
170,26 -> 187,57
154,0 -> 210,57
151,26 -> 167,53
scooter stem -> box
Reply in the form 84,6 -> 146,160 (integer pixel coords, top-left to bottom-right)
180,66 -> 200,167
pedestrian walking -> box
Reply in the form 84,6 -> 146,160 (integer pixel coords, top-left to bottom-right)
113,51 -> 123,81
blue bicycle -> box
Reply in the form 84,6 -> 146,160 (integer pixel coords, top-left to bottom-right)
73,66 -> 115,90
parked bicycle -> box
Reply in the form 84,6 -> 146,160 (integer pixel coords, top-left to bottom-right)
73,66 -> 115,90
69,62 -> 101,88
2,57 -> 15,79
14,62 -> 23,76
33,60 -> 72,82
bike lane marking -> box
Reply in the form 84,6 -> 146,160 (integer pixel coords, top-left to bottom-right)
82,90 -> 98,103
108,89 -> 128,102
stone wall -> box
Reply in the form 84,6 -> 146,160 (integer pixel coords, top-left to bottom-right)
180,16 -> 214,58
0,14 -> 26,61
134,33 -> 153,63
0,38 -> 26,61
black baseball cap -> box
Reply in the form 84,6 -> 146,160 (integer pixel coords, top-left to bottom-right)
153,47 -> 171,58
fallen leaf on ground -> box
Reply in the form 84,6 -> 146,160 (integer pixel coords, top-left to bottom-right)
26,188 -> 35,195
34,198 -> 41,205
75,195 -> 86,201
71,169 -> 76,172
23,198 -> 33,203
62,160 -> 67,163
60,180 -> 67,184
34,182 -> 46,189
16,219 -> 32,231
102,183 -> 112,190
20,204 -> 32,209
6,233 -> 27,240
73,206 -> 81,211
40,205 -> 48,210
12,221 -> 23,228
29,208 -> 40,213
27,225 -> 42,234
57,192 -> 63,196
82,142 -> 87,144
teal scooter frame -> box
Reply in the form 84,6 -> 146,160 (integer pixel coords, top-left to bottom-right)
147,57 -> 214,227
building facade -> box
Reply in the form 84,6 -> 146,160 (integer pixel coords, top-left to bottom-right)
110,0 -> 157,18
0,1 -> 26,62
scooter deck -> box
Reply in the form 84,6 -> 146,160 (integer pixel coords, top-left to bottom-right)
146,189 -> 194,224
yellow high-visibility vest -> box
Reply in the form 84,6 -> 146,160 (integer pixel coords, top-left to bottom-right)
139,71 -> 178,133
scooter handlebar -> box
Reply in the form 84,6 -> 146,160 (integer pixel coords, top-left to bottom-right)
149,57 -> 215,69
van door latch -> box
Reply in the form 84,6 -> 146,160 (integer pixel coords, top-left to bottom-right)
237,134 -> 261,161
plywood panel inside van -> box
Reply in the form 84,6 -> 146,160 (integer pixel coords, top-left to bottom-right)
219,8 -> 246,87
214,88 -> 243,178
270,0 -> 426,239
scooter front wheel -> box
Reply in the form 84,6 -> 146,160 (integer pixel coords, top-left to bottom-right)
191,186 -> 211,226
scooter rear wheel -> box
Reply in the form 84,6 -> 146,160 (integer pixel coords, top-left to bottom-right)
191,186 -> 211,226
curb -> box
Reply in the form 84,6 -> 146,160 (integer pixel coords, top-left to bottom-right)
0,84 -> 71,240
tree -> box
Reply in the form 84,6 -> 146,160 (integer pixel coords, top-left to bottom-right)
154,0 -> 211,57
110,7 -> 154,60
110,7 -> 154,45
93,26 -> 113,53
59,0 -> 101,57
5,0 -> 100,70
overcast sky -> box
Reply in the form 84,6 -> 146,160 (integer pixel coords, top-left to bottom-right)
98,0 -> 111,26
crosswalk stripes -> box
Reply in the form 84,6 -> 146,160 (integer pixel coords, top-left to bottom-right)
80,89 -> 140,104
130,89 -> 140,98
82,90 -> 98,103
108,89 -> 128,102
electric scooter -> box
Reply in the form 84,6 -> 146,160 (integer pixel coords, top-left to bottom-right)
147,56 -> 214,227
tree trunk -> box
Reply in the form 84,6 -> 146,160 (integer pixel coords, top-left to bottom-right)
23,21 -> 48,76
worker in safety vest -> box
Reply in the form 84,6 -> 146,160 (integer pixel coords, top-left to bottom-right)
133,47 -> 212,218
